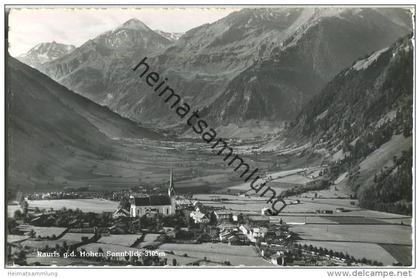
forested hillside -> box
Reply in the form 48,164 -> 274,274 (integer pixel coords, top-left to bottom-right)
289,34 -> 413,215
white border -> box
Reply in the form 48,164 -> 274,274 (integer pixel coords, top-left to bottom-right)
0,1 -> 417,278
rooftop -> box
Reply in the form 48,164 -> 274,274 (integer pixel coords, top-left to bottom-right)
132,195 -> 172,206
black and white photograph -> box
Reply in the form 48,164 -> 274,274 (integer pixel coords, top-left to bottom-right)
3,2 -> 416,272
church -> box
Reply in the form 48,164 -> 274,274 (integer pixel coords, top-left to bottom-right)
129,170 -> 176,217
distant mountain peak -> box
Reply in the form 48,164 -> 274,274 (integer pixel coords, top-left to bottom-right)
119,18 -> 150,31
17,41 -> 75,68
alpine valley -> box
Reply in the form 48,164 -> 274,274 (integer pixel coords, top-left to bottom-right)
6,6 -> 415,267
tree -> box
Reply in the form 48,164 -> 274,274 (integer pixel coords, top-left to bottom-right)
119,197 -> 131,211
29,229 -> 36,238
14,210 -> 23,220
16,250 -> 27,265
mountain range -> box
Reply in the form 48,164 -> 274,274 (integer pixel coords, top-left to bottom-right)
37,18 -> 172,104
29,8 -> 412,131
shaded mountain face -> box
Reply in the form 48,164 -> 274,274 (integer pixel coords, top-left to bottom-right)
38,8 -> 412,130
39,18 -> 172,103
289,34 -> 413,143
203,8 -> 412,125
6,56 -> 163,193
153,30 -> 184,42
17,41 -> 75,68
288,35 -> 413,214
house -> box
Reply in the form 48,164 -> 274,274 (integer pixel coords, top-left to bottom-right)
262,207 -> 277,216
217,223 -> 237,232
112,208 -> 130,219
108,222 -> 128,234
239,225 -> 268,243
192,201 -> 203,209
228,235 -> 241,245
239,225 -> 255,242
239,224 -> 250,234
271,255 -> 285,266
252,227 -> 268,238
219,230 -> 232,242
214,210 -> 232,222
205,226 -> 219,241
190,209 -> 210,224
247,215 -> 270,226
316,209 -> 333,214
129,170 -> 176,217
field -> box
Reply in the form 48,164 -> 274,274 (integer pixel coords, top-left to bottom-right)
269,215 -> 337,224
98,234 -> 142,247
16,225 -> 67,238
7,235 -> 30,243
19,232 -> 95,249
193,192 -> 412,266
291,224 -> 411,245
136,233 -> 161,248
291,220 -> 412,266
8,204 -> 21,218
60,233 -> 95,242
28,199 -> 119,213
227,167 -> 321,192
159,243 -> 272,266
298,240 -> 397,265
193,194 -> 359,214
321,216 -> 387,224
379,244 -> 412,266
21,239 -> 71,249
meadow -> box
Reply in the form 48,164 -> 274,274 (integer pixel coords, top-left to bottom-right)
28,199 -> 119,213
298,240 -> 397,265
16,225 -> 67,238
159,243 -> 272,266
98,234 -> 142,247
291,224 -> 411,245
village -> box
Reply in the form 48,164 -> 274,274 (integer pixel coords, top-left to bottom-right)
6,170 -> 385,267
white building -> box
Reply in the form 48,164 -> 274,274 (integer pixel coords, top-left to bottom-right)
239,224 -> 268,243
190,208 -> 210,224
129,170 -> 176,217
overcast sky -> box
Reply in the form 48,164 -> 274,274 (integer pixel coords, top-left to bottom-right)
8,7 -> 240,56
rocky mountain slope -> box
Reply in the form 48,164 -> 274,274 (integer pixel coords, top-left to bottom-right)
36,8 -> 412,131
6,56 -> 163,193
153,30 -> 184,42
39,18 -> 172,103
203,8 -> 412,125
288,34 -> 413,214
17,41 -> 75,68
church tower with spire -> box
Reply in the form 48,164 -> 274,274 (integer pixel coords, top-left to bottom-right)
168,168 -> 176,197
168,169 -> 176,213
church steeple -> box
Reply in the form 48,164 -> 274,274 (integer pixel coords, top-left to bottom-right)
168,169 -> 176,197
